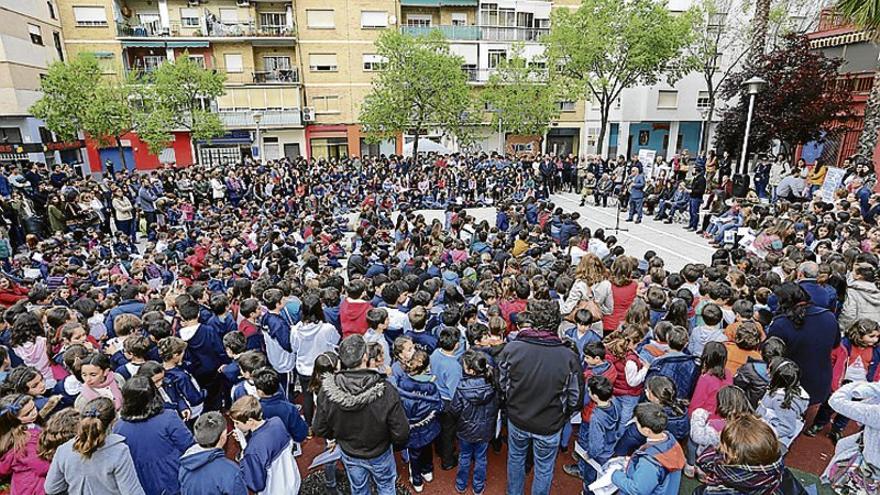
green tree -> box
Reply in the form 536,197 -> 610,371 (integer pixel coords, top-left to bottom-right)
836,0 -> 880,172
360,30 -> 476,157
32,53 -> 138,170
482,45 -> 562,140
544,0 -> 695,155
137,55 -> 225,162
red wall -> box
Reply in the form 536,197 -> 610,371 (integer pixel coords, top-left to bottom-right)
86,131 -> 194,172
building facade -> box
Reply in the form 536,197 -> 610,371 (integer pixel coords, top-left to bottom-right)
0,0 -> 82,164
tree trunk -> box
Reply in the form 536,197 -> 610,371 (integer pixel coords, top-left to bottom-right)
701,97 -> 715,155
190,135 -> 200,166
750,0 -> 771,59
596,103 -> 610,158
115,136 -> 127,173
857,67 -> 880,185
412,128 -> 420,159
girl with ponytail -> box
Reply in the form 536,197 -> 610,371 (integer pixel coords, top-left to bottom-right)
450,349 -> 499,495
44,397 -> 145,495
0,393 -> 47,494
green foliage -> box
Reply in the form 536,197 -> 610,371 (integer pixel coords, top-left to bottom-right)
482,45 -> 562,137
836,0 -> 880,33
136,54 -> 226,155
360,30 -> 477,156
544,0 -> 695,149
31,54 -> 103,141
84,79 -> 137,148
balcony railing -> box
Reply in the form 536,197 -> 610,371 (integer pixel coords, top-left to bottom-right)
252,68 -> 299,84
462,67 -> 548,83
401,25 -> 481,40
217,109 -> 302,127
480,26 -> 548,41
116,19 -> 295,38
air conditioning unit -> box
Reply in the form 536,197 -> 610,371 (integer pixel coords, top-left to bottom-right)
302,107 -> 315,122
236,0 -> 250,7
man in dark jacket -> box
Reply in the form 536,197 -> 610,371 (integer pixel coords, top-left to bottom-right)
687,166 -> 707,232
499,299 -> 583,495
313,335 -> 410,495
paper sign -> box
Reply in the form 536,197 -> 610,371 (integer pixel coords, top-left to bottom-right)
638,149 -> 657,178
819,167 -> 845,202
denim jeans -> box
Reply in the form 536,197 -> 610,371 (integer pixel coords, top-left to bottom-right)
627,198 -> 644,221
688,198 -> 702,230
506,420 -> 561,495
615,395 -> 640,437
340,447 -> 398,495
456,439 -> 488,493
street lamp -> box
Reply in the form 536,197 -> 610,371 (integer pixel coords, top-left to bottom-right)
698,108 -> 710,156
738,76 -> 767,175
252,111 -> 263,161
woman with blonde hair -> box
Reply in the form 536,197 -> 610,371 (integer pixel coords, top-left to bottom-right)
560,253 -> 613,333
44,397 -> 144,495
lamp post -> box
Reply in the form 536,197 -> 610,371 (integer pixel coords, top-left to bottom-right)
738,76 -> 767,175
698,108 -> 710,155
252,111 -> 263,161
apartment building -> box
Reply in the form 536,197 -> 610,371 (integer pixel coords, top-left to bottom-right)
0,0 -> 80,164
57,0 -> 302,170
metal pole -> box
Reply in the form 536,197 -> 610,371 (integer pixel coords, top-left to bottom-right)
498,116 -> 503,154
256,123 -> 262,161
698,119 -> 705,156
739,93 -> 756,176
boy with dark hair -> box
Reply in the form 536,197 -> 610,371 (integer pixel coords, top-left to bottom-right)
237,298 -> 264,351
430,326 -> 463,470
646,325 -> 699,399
253,367 -> 308,443
220,331 -> 247,391
340,279 -> 372,338
207,293 -> 237,336
565,375 -> 620,493
232,350 -> 269,402
116,334 -> 152,379
179,411 -> 247,495
564,309 -> 601,362
405,306 -> 438,354
365,308 -> 392,369
646,286 -> 668,327
380,283 -> 411,344
612,403 -> 685,495
689,303 -> 726,355
178,297 -> 229,410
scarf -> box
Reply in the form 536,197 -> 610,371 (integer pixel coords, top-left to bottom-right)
80,373 -> 123,411
699,448 -> 784,495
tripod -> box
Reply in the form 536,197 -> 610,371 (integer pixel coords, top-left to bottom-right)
606,191 -> 629,233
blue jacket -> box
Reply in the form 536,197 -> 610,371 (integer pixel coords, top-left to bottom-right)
323,305 -> 342,333
113,409 -> 194,495
397,374 -> 443,449
104,299 -> 145,338
137,185 -> 158,212
207,313 -> 237,337
646,351 -> 700,400
768,280 -> 837,313
582,399 -> 620,465
180,323 -> 229,382
240,417 -> 293,493
629,173 -> 646,200
179,447 -> 247,495
496,211 -> 509,232
406,330 -> 438,355
261,312 -> 293,352
165,366 -> 206,414
429,349 -> 462,400
259,391 -> 309,443
612,433 -> 685,495
450,376 -> 498,443
559,220 -> 580,247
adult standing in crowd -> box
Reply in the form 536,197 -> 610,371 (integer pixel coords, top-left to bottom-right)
499,299 -> 582,495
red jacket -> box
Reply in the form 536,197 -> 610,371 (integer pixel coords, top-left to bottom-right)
340,299 -> 372,338
607,350 -> 644,397
0,285 -> 28,308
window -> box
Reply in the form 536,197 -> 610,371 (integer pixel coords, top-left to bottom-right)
657,90 -> 678,108
488,49 -> 506,69
73,6 -> 107,26
92,52 -> 115,73
0,128 -> 23,144
138,12 -> 160,26
180,8 -> 200,27
188,54 -> 205,67
309,53 -> 337,72
451,13 -> 467,25
224,53 -> 243,73
479,3 -> 497,25
53,32 -> 63,61
558,101 -> 576,112
141,55 -> 165,72
405,15 -> 431,27
361,11 -> 387,29
697,91 -> 710,109
362,54 -> 387,71
39,127 -> 53,144
306,10 -> 334,29
263,56 -> 290,71
28,24 -> 43,45
219,8 -> 239,24
311,95 -> 339,113
260,12 -> 286,33
47,1 -> 56,19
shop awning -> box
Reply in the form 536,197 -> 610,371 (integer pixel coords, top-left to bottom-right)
121,40 -> 166,48
165,40 -> 210,48
441,0 -> 477,6
400,0 -> 441,6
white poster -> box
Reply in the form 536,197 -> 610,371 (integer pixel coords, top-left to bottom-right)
819,166 -> 845,202
638,149 -> 657,178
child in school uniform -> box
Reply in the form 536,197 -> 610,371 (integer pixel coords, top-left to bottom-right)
158,336 -> 205,421
253,368 -> 308,444
238,298 -> 265,352
451,350 -> 499,495
396,350 -> 443,493
757,358 -> 809,450
177,298 -> 229,410
115,335 -> 152,380
179,411 -> 247,495
230,396 -> 300,495
734,336 -> 786,408
688,304 -> 727,356
564,309 -> 602,362
230,351 -> 269,402
430,327 -> 463,471
612,403 -> 685,495
405,306 -> 437,354
570,375 -> 620,494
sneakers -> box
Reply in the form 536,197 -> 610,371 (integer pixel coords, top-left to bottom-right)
563,463 -> 583,479
804,423 -> 824,437
422,472 -> 433,483
410,482 -> 424,493
684,465 -> 696,478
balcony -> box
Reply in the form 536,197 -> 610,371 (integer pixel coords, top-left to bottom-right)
252,68 -> 299,84
480,26 -> 548,42
116,19 -> 295,39
217,109 -> 301,128
401,25 -> 480,40
462,67 -> 548,83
